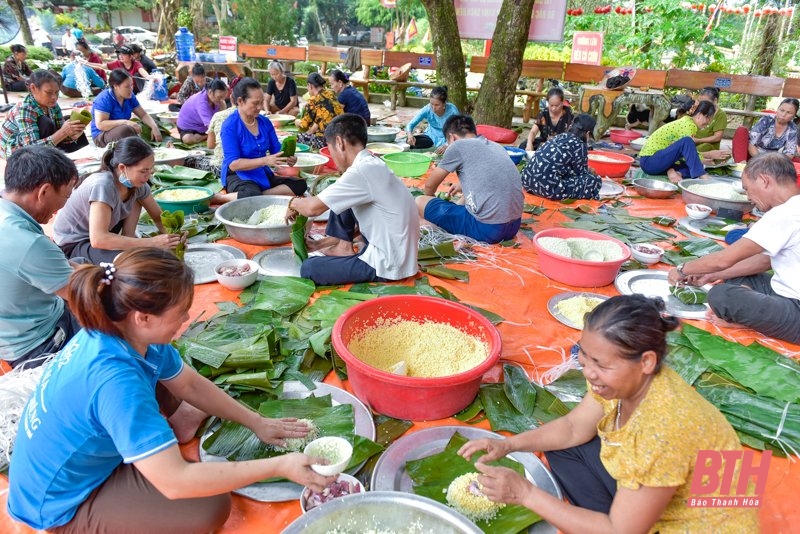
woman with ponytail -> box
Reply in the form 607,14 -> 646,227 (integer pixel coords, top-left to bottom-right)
460,295 -> 759,533
53,136 -> 183,264
8,248 -> 331,533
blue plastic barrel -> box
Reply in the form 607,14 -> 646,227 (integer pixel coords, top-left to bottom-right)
175,27 -> 195,62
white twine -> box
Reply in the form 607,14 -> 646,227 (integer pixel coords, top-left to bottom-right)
0,364 -> 46,471
72,59 -> 93,100
768,401 -> 798,462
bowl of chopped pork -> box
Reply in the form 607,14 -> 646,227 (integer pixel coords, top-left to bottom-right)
215,195 -> 308,245
677,178 -> 754,215
332,295 -> 502,421
534,228 -> 631,287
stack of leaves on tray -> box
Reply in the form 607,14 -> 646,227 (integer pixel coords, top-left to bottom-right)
201,393 -> 382,479
138,211 -> 229,244
406,432 -> 543,532
151,165 -> 222,191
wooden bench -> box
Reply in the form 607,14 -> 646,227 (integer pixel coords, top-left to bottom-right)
665,69 -> 784,126
469,56 -> 565,121
235,44 -> 307,83
303,45 -> 383,99
781,77 -> 800,98
377,51 -> 439,109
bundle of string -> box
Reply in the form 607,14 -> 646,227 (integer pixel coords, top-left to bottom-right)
73,58 -> 93,100
0,364 -> 46,471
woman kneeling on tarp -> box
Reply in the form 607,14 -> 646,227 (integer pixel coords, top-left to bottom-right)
7,248 -> 332,533
520,114 -> 601,200
638,100 -> 731,183
460,295 -> 759,534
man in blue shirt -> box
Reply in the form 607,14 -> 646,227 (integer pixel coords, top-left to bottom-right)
0,145 -> 80,368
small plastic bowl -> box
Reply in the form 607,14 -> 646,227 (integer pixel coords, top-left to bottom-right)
504,146 -> 527,165
685,203 -> 712,220
300,473 -> 364,513
214,259 -> 260,290
304,437 -> 353,476
630,243 -> 664,265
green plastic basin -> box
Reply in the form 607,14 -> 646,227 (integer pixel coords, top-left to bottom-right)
153,186 -> 214,214
382,152 -> 431,177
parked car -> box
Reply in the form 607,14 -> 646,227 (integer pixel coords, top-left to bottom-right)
337,30 -> 370,45
95,26 -> 158,49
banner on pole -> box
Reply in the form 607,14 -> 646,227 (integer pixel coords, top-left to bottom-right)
454,0 -> 567,42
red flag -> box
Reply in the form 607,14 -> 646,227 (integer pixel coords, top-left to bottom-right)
406,18 -> 418,40
380,0 -> 396,8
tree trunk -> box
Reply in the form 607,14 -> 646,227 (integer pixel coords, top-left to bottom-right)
7,0 -> 32,45
473,0 -> 535,126
191,0 -> 206,45
155,0 -> 181,50
421,0 -> 467,112
745,13 -> 781,113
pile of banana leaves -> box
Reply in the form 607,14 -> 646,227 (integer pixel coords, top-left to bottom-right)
151,165 -> 222,191
138,211 -> 229,244
559,205 -> 678,244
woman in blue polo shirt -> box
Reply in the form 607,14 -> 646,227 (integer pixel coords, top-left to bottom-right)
221,77 -> 304,198
329,69 -> 370,124
91,68 -> 161,148
8,248 -> 332,533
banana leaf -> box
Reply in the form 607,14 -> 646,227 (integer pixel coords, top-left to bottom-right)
291,215 -> 309,262
418,240 -> 459,260
421,265 -> 469,281
665,337 -> 710,386
543,369 -> 587,405
503,364 -> 537,418
154,165 -> 213,182
454,397 -> 486,423
480,384 -> 539,434
240,276 -> 316,316
672,237 -> 724,257
301,290 -> 376,325
696,384 -> 800,457
679,324 -> 800,403
406,432 -> 543,533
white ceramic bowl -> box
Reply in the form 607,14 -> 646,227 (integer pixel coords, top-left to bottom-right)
630,243 -> 664,265
300,473 -> 364,513
214,259 -> 260,290
685,203 -> 712,220
304,437 -> 353,476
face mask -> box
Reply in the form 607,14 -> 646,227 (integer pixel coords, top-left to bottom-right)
118,174 -> 134,188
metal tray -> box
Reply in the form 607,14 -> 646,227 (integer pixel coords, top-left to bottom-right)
703,157 -> 734,169
371,426 -> 561,534
184,243 -> 246,284
547,292 -> 609,330
615,269 -> 709,319
199,381 -> 375,502
678,216 -> 745,242
284,492 -> 482,534
599,180 -> 625,199
251,247 -> 302,277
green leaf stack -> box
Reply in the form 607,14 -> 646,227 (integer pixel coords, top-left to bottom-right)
160,210 -> 185,260
280,136 -> 297,157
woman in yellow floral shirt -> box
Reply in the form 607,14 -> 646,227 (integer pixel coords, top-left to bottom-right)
460,295 -> 759,534
295,72 -> 343,149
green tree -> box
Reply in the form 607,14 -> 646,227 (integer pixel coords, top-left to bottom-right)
314,0 -> 355,46
420,0 -> 466,111
78,0 -> 153,30
223,0 -> 297,45
6,0 -> 32,45
473,0 -> 535,126
355,0 -> 424,29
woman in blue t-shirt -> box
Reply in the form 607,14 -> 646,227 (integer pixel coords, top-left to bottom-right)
8,248 -> 332,533
405,85 -> 459,154
329,69 -> 370,124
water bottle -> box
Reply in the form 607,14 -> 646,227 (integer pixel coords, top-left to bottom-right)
175,27 -> 195,63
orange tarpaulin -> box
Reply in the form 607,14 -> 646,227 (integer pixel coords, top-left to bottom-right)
1,177 -> 798,533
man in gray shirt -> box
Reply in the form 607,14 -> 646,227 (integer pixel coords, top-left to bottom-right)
416,114 -> 523,243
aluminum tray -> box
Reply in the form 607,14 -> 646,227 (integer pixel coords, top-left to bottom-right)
547,292 -> 609,330
371,426 -> 561,534
199,381 -> 375,502
184,243 -> 246,284
615,269 -> 709,320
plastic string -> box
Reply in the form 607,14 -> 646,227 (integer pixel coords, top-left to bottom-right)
0,364 -> 47,470
769,402 -> 798,461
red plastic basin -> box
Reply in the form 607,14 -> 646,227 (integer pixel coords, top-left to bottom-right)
533,228 -> 631,287
318,146 -> 339,171
608,128 -> 643,145
476,124 -> 518,144
587,150 -> 634,178
332,295 -> 501,421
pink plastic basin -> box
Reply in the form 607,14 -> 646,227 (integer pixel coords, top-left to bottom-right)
533,228 -> 631,287
609,128 -> 643,145
332,295 -> 501,421
476,124 -> 518,144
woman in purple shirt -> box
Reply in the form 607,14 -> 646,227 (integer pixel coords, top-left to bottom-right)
176,79 -> 228,144
220,78 -> 304,198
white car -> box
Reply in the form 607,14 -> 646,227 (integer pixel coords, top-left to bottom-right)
96,26 -> 158,49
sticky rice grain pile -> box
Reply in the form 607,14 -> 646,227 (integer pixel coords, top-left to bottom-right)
446,472 -> 505,522
347,319 -> 489,377
538,236 -> 624,262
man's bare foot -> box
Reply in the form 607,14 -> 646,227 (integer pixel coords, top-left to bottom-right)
320,240 -> 356,257
306,235 -> 340,251
704,309 -> 745,329
666,169 -> 683,183
168,402 -> 209,444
